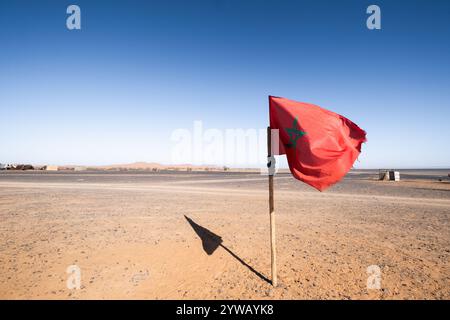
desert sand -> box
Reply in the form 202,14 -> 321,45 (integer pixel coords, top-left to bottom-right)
0,170 -> 449,299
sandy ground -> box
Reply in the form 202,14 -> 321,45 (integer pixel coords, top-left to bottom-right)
0,171 -> 449,299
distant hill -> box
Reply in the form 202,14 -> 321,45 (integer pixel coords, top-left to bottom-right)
44,162 -> 265,172
87,162 -> 222,171
95,162 -> 164,170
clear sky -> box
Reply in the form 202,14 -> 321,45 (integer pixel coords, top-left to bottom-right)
1,0 -> 449,168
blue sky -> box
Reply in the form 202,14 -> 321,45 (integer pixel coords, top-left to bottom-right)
1,0 -> 449,168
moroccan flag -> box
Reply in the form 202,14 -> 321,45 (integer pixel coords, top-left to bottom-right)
269,96 -> 367,191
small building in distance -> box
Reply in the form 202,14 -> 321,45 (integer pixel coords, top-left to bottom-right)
18,164 -> 34,170
43,165 -> 58,171
379,169 -> 400,181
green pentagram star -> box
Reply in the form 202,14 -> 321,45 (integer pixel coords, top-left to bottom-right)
285,116 -> 306,148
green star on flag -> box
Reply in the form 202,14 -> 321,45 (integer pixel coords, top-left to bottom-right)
285,116 -> 306,148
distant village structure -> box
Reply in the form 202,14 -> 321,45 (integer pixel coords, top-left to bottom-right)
43,165 -> 58,171
379,169 -> 400,181
0,163 -> 59,171
0,164 -> 34,170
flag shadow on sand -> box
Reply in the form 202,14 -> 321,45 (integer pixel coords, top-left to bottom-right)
184,215 -> 270,284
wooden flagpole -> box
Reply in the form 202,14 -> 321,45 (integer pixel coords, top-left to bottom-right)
267,126 -> 277,287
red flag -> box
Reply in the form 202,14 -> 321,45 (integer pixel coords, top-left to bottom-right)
269,96 -> 367,191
